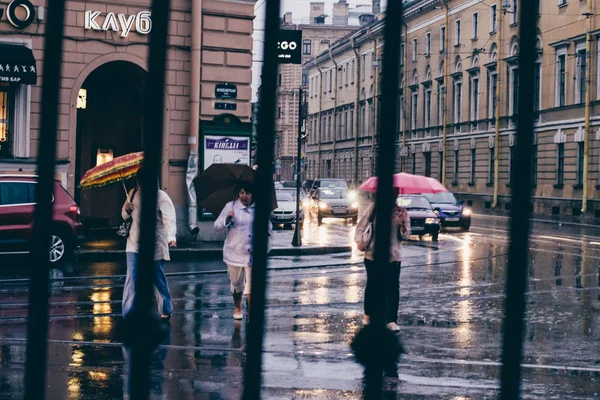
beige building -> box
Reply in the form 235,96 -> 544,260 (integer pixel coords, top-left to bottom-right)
0,0 -> 255,236
274,1 -> 369,181
305,0 -> 600,218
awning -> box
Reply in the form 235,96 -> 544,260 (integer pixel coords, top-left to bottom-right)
0,44 -> 37,85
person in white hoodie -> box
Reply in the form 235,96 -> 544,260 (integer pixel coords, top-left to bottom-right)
121,167 -> 177,320
214,184 -> 272,320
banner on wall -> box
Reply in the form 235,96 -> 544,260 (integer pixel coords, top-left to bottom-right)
203,136 -> 250,170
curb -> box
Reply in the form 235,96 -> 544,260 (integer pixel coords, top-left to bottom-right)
472,213 -> 600,229
74,245 -> 353,262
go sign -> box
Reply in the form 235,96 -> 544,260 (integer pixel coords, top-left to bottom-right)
0,0 -> 37,30
277,30 -> 302,65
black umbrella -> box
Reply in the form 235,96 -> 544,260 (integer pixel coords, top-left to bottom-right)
193,163 -> 277,214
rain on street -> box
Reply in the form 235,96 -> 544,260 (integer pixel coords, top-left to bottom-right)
0,215 -> 599,399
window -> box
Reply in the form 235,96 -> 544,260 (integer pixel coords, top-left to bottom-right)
455,20 -> 461,46
490,4 -> 497,32
329,70 -> 333,92
411,91 -> 418,130
327,114 -> 332,141
510,0 -> 518,25
426,32 -> 431,56
576,49 -> 587,104
361,55 -> 366,80
278,73 -> 282,86
345,64 -> 349,85
338,68 -> 343,88
559,0 -> 567,7
321,116 -> 326,142
361,105 -> 366,137
412,153 -> 416,174
470,148 -> 476,184
349,109 -> 354,138
438,151 -> 444,180
303,39 -> 312,55
344,110 -> 349,139
489,71 -> 498,120
489,148 -> 495,183
556,53 -> 567,107
533,62 -> 541,112
424,153 -> 432,177
399,94 -> 405,132
438,84 -> 445,126
453,79 -> 462,128
371,52 -> 375,77
351,59 -> 355,83
535,0 -> 541,16
470,76 -> 479,130
531,144 -> 538,185
453,150 -> 459,184
302,73 -> 308,86
577,142 -> 584,186
0,182 -> 35,205
440,26 -> 446,52
509,67 -> 519,115
0,84 -> 15,158
472,12 -> 479,39
424,87 -> 432,129
278,106 -> 282,119
556,143 -> 564,186
400,43 -> 405,65
412,38 -> 418,61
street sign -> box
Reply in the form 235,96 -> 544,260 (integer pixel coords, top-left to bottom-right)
215,83 -> 237,100
215,102 -> 237,111
277,30 -> 302,65
275,161 -> 282,169
399,147 -> 408,157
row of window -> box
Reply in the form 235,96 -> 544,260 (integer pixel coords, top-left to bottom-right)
306,141 -> 589,188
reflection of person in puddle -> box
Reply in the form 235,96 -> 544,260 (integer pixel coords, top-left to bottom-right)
122,324 -> 171,399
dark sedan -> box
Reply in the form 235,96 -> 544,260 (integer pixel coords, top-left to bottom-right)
311,188 -> 359,225
397,195 -> 440,242
423,192 -> 472,231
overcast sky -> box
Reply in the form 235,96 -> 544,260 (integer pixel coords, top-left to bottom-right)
252,0 -> 386,101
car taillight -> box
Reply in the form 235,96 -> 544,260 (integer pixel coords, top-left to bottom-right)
70,205 -> 80,215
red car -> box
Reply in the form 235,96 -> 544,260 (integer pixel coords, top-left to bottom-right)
0,174 -> 83,264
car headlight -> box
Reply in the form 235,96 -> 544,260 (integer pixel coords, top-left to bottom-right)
302,199 -> 310,207
351,202 -> 359,209
462,208 -> 472,216
348,190 -> 357,200
425,218 -> 439,224
319,202 -> 329,210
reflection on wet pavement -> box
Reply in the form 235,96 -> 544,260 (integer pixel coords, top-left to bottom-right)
0,218 -> 599,398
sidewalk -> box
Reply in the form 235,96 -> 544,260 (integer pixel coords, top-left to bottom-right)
75,228 -> 353,262
472,210 -> 600,228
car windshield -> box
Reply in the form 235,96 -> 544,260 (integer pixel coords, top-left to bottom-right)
319,180 -> 348,189
320,189 -> 346,199
423,192 -> 457,204
276,191 -> 295,202
397,196 -> 432,210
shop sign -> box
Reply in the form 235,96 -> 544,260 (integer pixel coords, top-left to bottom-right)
203,136 -> 250,170
215,83 -> 237,100
85,10 -> 152,37
0,0 -> 37,29
277,30 -> 302,64
215,102 -> 237,111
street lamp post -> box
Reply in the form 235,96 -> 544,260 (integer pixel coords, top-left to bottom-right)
292,87 -> 305,247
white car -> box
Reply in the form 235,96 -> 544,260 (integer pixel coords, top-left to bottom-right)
270,189 -> 305,227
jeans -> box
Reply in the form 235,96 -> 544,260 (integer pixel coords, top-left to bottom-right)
364,259 -> 401,324
122,252 -> 173,318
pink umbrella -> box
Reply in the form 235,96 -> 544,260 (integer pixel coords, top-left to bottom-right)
358,173 -> 448,194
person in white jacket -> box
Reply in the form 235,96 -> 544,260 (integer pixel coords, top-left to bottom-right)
214,184 -> 272,320
121,167 -> 177,320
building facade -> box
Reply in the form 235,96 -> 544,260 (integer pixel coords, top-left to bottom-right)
305,0 -> 600,218
274,1 -> 366,181
0,0 -> 255,236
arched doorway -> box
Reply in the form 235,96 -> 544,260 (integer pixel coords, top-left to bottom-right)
75,61 -> 147,229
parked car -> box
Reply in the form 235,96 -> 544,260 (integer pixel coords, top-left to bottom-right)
397,195 -> 440,242
271,189 -> 306,228
0,174 -> 84,264
423,191 -> 472,231
311,187 -> 358,225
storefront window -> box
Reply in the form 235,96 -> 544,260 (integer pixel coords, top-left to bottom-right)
0,83 -> 15,158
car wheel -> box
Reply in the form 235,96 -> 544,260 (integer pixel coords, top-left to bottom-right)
49,232 -> 69,264
432,233 -> 439,242
462,225 -> 471,232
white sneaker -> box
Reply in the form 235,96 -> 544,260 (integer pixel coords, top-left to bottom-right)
387,322 -> 400,332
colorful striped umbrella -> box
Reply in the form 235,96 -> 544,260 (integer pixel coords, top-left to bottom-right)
79,152 -> 144,200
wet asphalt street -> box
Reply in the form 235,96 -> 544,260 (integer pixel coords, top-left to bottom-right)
1,216 -> 600,399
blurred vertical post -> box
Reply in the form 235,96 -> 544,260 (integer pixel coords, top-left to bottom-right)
24,2 -> 66,399
243,0 -> 281,398
292,87 -> 303,247
499,0 -> 537,398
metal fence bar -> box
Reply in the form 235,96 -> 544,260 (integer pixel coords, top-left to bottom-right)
128,0 -> 171,398
499,0 -> 537,398
243,0 -> 281,397
23,2 -> 66,398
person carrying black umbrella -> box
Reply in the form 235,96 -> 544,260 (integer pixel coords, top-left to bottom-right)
214,183 -> 272,320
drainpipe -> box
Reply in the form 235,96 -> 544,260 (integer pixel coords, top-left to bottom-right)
317,62 -> 324,178
368,29 -> 379,178
186,0 -> 202,235
441,0 -> 449,185
582,0 -> 593,214
402,22 -> 409,171
492,2 -> 504,209
351,35 -> 361,186
329,46 -> 339,178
